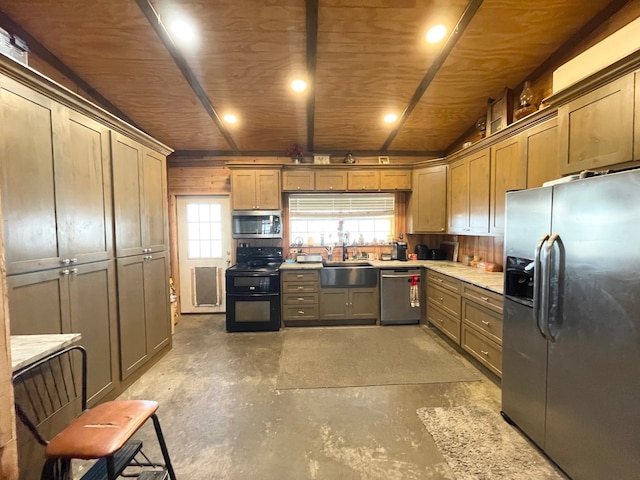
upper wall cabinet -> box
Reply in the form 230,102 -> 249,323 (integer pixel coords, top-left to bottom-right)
490,135 -> 526,235
0,77 -> 113,275
524,117 -> 559,188
230,169 -> 281,210
282,170 -> 315,191
111,132 -> 168,257
379,170 -> 412,191
347,171 -> 380,191
448,148 -> 490,234
406,165 -> 447,233
558,73 -> 634,174
314,170 -> 348,191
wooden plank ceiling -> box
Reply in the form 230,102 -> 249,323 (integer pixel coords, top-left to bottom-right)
0,0 -> 628,157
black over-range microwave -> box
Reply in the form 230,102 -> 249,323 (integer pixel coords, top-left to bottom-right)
231,210 -> 282,239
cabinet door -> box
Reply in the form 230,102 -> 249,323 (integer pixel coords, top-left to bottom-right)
408,165 -> 447,233
379,170 -> 411,190
467,149 -> 490,234
144,251 -> 171,355
142,148 -> 168,252
319,289 -> 349,320
57,109 -> 113,263
490,135 -> 525,234
558,73 -> 634,174
525,118 -> 559,188
347,171 -> 380,191
231,170 -> 256,209
448,159 -> 468,233
349,288 -> 379,319
0,78 -> 61,274
7,269 -> 70,335
68,260 -> 118,405
255,170 -> 281,209
282,170 -> 314,191
117,255 -> 148,379
112,132 -> 145,257
315,170 -> 347,191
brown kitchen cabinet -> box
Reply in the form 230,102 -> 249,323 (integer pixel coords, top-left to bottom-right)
490,134 -> 526,234
282,170 -> 315,191
0,77 -> 113,275
461,284 -> 503,377
282,270 -> 320,324
426,271 -> 461,343
347,171 -> 380,191
7,260 -> 119,405
111,132 -> 169,257
315,170 -> 348,191
117,251 -> 171,380
319,287 -> 379,323
230,168 -> 281,209
448,148 -> 490,234
406,165 -> 447,233
524,117 -> 559,188
379,170 -> 412,190
558,72 -> 634,174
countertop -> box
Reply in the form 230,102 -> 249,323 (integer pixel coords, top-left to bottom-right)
280,260 -> 504,294
11,333 -> 81,372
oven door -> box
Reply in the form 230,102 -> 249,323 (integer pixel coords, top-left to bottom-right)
226,293 -> 281,332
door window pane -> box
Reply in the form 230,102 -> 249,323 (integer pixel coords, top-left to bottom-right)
186,203 -> 223,258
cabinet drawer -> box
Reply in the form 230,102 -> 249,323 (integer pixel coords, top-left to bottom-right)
463,284 -> 503,314
461,323 -> 502,377
462,299 -> 503,344
427,271 -> 460,293
283,305 -> 319,320
427,304 -> 461,344
282,293 -> 318,305
427,284 -> 461,318
282,271 -> 319,283
282,282 -> 318,294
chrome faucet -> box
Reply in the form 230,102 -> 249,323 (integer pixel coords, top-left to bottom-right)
343,245 -> 349,261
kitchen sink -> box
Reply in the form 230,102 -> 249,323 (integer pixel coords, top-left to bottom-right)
322,260 -> 371,267
320,264 -> 378,288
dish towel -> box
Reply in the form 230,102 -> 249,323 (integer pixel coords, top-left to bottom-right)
410,274 -> 420,307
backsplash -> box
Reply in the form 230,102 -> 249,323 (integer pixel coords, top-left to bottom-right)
407,234 -> 504,266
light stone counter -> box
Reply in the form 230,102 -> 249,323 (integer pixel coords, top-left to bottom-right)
11,333 -> 81,372
279,260 -> 504,294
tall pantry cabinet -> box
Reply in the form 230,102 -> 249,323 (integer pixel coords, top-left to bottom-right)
0,59 -> 172,404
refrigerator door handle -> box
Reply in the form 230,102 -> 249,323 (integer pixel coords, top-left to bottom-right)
542,233 -> 560,342
533,234 -> 549,339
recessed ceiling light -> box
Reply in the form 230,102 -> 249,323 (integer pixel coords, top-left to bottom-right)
170,19 -> 195,42
291,79 -> 307,92
223,114 -> 237,124
384,113 -> 398,123
426,24 -> 447,43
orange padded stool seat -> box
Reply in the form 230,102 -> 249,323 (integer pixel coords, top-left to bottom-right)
46,400 -> 159,460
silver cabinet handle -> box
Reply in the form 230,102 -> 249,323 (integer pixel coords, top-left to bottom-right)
297,297 -> 304,301
481,320 -> 490,326
480,296 -> 489,301
61,258 -> 71,265
70,258 -> 77,263
144,255 -> 153,260
61,269 -> 70,276
533,234 -> 549,339
70,268 -> 78,274
436,278 -> 443,283
298,310 -> 305,315
481,350 -> 489,356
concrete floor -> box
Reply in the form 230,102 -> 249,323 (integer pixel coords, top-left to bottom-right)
104,316 -> 503,479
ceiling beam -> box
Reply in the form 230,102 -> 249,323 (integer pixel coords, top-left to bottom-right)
305,0 -> 319,152
380,0 -> 484,151
135,0 -> 239,152
0,9 -> 140,129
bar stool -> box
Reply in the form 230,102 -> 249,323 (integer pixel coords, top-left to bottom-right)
12,345 -> 177,480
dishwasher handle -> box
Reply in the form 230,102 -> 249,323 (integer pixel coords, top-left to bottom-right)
381,273 -> 422,279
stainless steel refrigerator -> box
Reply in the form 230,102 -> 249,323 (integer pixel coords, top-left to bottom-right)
501,168 -> 640,480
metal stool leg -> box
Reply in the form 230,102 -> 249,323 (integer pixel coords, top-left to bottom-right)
151,414 -> 177,480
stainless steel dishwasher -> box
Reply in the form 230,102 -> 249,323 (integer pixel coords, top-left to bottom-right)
380,268 -> 421,324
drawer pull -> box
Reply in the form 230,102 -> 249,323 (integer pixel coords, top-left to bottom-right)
481,320 -> 490,326
436,278 -> 443,283
438,297 -> 444,302
298,310 -> 305,315
480,296 -> 489,301
296,275 -> 303,278
481,350 -> 489,356
436,317 -> 443,323
297,297 -> 305,301
297,286 -> 304,290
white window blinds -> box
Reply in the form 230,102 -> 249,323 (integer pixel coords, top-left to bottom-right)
288,194 -> 395,217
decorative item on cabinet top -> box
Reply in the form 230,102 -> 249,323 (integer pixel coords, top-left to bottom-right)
286,143 -> 305,163
314,154 -> 331,164
343,152 -> 356,164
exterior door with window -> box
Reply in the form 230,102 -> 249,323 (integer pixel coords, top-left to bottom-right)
177,196 -> 231,313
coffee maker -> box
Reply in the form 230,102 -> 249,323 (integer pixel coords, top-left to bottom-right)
391,241 -> 408,261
